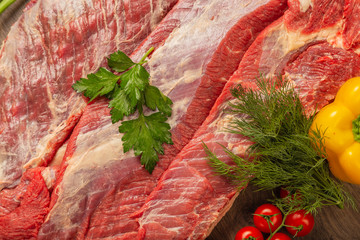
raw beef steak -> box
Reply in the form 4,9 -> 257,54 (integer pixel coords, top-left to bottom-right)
0,0 -> 178,238
133,0 -> 360,238
0,0 -> 178,190
38,0 -> 287,239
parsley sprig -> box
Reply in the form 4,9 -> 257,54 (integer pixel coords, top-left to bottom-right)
72,47 -> 173,173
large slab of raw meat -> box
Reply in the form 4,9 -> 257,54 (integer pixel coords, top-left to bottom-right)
133,0 -> 360,238
0,0 -> 178,190
37,0 -> 287,239
0,0 -> 179,238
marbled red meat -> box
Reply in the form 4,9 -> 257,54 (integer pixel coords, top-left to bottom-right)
284,42 -> 360,113
133,0 -> 360,238
38,0 -> 287,239
338,0 -> 360,49
0,0 -> 178,190
0,168 -> 51,240
0,0 -> 178,238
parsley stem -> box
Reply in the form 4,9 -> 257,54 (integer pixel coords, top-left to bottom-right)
137,101 -> 144,115
139,47 -> 154,65
0,0 -> 16,14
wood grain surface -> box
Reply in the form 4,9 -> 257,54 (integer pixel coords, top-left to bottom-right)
1,2 -> 360,240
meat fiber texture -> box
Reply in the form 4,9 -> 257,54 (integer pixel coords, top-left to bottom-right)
0,168 -> 51,239
37,0 -> 287,239
132,0 -> 360,239
0,0 -> 178,191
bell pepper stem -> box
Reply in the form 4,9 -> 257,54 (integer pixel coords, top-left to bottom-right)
352,115 -> 360,142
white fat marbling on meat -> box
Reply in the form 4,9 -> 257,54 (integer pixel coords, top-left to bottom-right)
0,153 -> 14,187
50,142 -> 67,167
24,96 -> 86,169
46,119 -> 130,228
66,122 -> 123,169
259,21 -> 343,78
167,95 -> 193,128
149,0 -> 272,126
41,167 -> 58,189
150,0 -> 175,30
287,22 -> 342,51
41,0 -> 92,25
206,101 -> 233,132
299,0 -> 313,12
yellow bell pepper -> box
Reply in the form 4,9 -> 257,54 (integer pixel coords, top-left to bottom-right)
311,77 -> 360,184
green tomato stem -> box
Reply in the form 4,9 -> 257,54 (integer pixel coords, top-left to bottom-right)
267,218 -> 273,235
0,0 -> 16,14
267,211 -> 289,239
256,213 -> 280,235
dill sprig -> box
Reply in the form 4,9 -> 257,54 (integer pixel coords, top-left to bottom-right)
206,75 -> 355,214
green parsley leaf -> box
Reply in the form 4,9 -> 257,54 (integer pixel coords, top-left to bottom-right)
110,108 -> 124,124
108,51 -> 135,72
120,64 -> 149,107
105,83 -> 119,99
72,47 -> 173,173
144,85 -> 173,116
72,67 -> 120,102
144,112 -> 173,146
119,112 -> 172,173
108,87 -> 135,122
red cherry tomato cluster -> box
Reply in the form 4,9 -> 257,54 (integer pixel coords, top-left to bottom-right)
279,188 -> 315,237
234,202 -> 315,240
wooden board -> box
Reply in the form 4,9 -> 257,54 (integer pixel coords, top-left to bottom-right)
208,184 -> 360,239
1,2 -> 360,239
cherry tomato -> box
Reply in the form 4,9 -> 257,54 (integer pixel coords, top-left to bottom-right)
280,187 -> 301,200
235,226 -> 264,240
267,232 -> 292,240
253,204 -> 283,233
285,210 -> 314,237
280,188 -> 290,198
